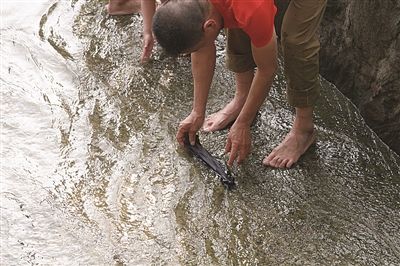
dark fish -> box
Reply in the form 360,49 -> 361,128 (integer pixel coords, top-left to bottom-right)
183,134 -> 235,189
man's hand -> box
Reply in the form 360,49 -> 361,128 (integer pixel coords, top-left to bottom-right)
141,33 -> 154,63
225,123 -> 252,166
223,31 -> 277,166
176,111 -> 205,146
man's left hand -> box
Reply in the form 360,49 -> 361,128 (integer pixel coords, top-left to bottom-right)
225,123 -> 252,166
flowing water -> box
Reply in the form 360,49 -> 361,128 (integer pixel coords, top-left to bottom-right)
1,1 -> 400,265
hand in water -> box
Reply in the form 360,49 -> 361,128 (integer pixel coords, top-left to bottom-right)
225,123 -> 252,166
176,112 -> 205,146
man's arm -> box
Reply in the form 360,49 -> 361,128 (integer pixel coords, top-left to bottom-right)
238,32 -> 277,125
140,0 -> 156,62
226,32 -> 278,165
176,43 -> 216,146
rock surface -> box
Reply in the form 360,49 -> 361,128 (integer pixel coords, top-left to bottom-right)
275,0 -> 400,155
320,0 -> 400,155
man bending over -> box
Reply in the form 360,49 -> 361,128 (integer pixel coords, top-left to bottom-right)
153,0 -> 325,168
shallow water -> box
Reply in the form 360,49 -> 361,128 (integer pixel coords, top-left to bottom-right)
1,1 -> 400,265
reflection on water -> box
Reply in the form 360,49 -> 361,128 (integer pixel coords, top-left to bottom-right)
1,0 -> 399,265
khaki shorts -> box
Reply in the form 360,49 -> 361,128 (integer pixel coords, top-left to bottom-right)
225,28 -> 256,73
225,0 -> 327,107
282,0 -> 327,107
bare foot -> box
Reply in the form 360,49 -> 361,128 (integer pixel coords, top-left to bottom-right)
106,0 -> 140,15
263,129 -> 316,168
203,100 -> 243,132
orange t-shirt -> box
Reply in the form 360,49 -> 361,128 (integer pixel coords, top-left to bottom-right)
209,0 -> 277,47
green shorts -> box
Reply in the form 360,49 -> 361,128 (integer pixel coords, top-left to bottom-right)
225,0 -> 327,107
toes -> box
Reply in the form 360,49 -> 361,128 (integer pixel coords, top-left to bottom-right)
286,159 -> 295,168
203,124 -> 211,132
263,153 -> 275,166
278,158 -> 290,168
202,119 -> 213,131
203,120 -> 224,132
270,156 -> 282,168
204,123 -> 217,132
263,149 -> 277,165
263,154 -> 292,169
203,116 -> 218,131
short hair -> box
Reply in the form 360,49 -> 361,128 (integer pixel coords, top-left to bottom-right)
152,0 -> 209,56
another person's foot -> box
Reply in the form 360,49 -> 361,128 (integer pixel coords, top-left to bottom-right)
263,128 -> 316,168
203,100 -> 243,132
106,0 -> 140,15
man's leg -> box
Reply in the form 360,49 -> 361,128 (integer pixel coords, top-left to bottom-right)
106,0 -> 141,15
203,29 -> 256,132
263,106 -> 316,168
263,0 -> 327,168
203,69 -> 254,131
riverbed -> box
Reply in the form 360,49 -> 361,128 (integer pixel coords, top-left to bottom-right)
1,1 -> 399,265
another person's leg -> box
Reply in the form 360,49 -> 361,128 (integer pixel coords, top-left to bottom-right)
203,29 -> 256,132
106,0 -> 140,15
263,0 -> 327,168
140,0 -> 157,63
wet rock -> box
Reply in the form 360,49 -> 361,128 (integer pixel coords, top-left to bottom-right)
274,0 -> 400,155
319,0 -> 400,156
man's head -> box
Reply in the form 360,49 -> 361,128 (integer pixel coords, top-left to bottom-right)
153,0 -> 217,56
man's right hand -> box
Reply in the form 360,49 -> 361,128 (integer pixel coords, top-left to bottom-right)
176,111 -> 205,146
